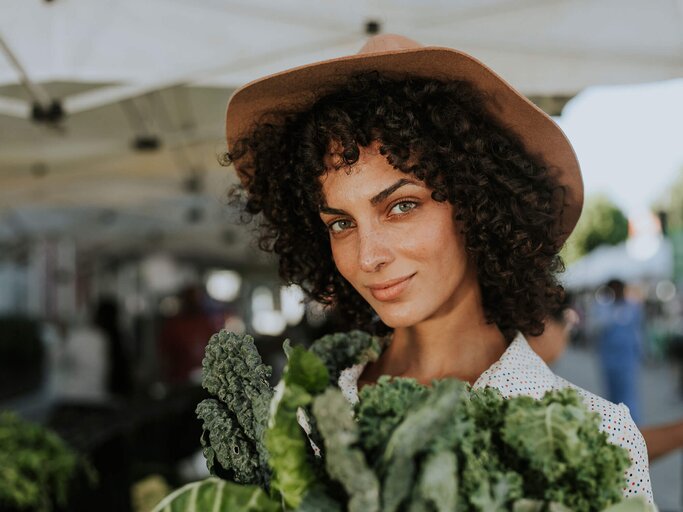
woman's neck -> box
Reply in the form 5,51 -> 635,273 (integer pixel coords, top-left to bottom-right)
363,281 -> 507,387
395,324 -> 506,384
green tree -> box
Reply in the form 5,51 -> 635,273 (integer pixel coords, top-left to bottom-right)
653,166 -> 683,234
561,194 -> 629,265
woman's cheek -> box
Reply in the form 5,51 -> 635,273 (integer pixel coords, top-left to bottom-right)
331,240 -> 356,282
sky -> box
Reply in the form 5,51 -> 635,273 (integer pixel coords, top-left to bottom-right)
555,78 -> 683,220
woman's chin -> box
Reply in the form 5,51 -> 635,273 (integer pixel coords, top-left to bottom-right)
375,305 -> 427,329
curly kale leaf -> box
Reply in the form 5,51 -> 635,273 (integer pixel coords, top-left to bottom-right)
312,388 -> 380,512
195,399 -> 260,484
465,385 -> 509,431
503,390 -> 587,482
197,330 -> 273,487
380,379 -> 467,512
448,386 -> 524,509
355,375 -> 427,462
502,387 -> 631,511
309,330 -> 382,385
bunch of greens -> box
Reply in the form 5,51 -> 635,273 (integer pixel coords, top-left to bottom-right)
0,411 -> 96,512
156,330 -> 653,512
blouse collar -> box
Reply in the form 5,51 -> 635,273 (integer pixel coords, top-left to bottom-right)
338,332 -> 556,404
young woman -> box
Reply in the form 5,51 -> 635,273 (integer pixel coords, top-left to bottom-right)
224,34 -> 653,502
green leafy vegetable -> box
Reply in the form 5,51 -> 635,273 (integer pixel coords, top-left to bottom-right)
356,375 -> 427,463
196,331 -> 273,486
503,388 -> 631,510
380,380 -> 467,512
312,388 -> 380,512
266,345 -> 329,509
0,411 -> 96,512
309,330 -> 383,384
413,451 -> 458,512
151,477 -> 279,512
182,329 -> 656,512
196,399 -> 261,484
294,487 -> 343,512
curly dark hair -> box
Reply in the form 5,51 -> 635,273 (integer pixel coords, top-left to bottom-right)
226,72 -> 566,341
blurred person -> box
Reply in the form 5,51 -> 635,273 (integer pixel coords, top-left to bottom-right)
157,285 -> 217,384
94,296 -> 132,397
590,278 -> 646,424
53,312 -> 109,403
526,294 -> 578,366
532,300 -> 682,463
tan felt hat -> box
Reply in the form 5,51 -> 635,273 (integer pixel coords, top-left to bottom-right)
225,34 -> 583,242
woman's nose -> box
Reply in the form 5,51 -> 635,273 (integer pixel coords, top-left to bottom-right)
358,228 -> 393,273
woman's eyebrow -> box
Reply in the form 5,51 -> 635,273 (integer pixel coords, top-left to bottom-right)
319,205 -> 346,215
370,178 -> 422,206
319,178 -> 422,215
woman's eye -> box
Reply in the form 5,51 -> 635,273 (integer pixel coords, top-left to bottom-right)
389,201 -> 418,215
329,219 -> 354,233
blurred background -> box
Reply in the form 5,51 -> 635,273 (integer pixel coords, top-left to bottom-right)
0,1 -> 682,511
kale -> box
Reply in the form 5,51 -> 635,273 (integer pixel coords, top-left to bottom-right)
309,330 -> 383,385
196,330 -> 273,487
502,388 -> 631,510
379,380 -> 467,512
265,345 -> 329,509
195,399 -> 261,484
312,388 -> 380,512
355,375 -> 427,464
184,330 -> 655,512
0,412 -> 97,512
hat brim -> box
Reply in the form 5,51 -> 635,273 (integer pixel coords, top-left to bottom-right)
225,45 -> 583,243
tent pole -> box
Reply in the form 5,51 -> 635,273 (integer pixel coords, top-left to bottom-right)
0,35 -> 53,111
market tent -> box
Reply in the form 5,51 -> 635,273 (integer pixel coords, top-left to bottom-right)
561,237 -> 674,290
1,0 -> 682,261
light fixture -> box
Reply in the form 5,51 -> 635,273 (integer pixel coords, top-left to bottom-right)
206,270 -> 241,302
280,285 -> 305,326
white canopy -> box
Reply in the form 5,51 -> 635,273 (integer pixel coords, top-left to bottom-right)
2,0 -> 681,98
1,0 -> 681,261
562,237 -> 674,290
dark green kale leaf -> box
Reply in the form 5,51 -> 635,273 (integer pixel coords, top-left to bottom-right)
196,330 -> 273,487
454,386 -> 525,509
195,399 -> 261,484
355,375 -> 427,463
295,487 -> 343,512
309,330 -> 382,385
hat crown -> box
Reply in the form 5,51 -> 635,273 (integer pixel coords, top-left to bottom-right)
358,34 -> 422,55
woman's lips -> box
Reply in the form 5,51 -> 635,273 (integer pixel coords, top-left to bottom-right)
367,273 -> 415,302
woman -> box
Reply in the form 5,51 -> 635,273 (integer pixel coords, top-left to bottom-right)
225,34 -> 652,501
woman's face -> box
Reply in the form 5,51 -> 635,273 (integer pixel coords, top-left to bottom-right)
319,144 -> 479,328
